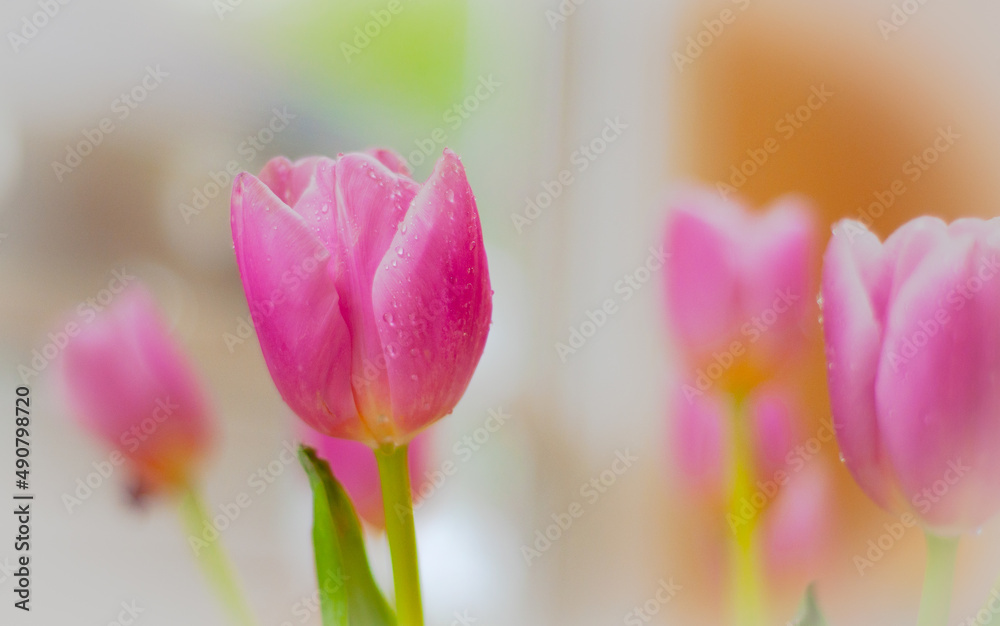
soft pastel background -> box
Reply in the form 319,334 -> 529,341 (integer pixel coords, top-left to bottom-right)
1,0 -> 1000,624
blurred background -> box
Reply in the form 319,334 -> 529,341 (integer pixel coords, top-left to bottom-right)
1,0 -> 1000,624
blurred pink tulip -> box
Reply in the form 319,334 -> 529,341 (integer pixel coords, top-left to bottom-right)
59,286 -> 213,496
672,384 -> 799,501
672,384 -> 729,500
761,465 -> 833,578
822,216 -> 1000,534
300,426 -> 430,529
663,190 -> 815,391
231,148 -> 492,448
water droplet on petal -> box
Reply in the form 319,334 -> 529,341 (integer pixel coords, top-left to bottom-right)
383,312 -> 395,325
396,246 -> 405,256
387,345 -> 399,358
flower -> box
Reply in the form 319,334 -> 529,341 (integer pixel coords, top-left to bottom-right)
231,148 -> 492,447
822,216 -> 1000,534
300,426 -> 430,528
663,190 -> 815,393
671,383 -> 799,504
58,286 -> 213,496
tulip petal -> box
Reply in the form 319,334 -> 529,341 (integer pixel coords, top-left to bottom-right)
877,233 -> 1000,532
822,221 -> 895,509
367,148 -> 412,177
59,287 -> 211,487
664,193 -> 742,353
750,388 -> 799,481
672,385 -> 729,497
881,216 -> 949,312
745,197 -> 815,357
258,156 -> 324,208
231,173 -> 368,442
331,154 -> 420,428
371,150 -> 492,436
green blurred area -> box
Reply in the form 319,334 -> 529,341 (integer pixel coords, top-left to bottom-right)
256,0 -> 468,125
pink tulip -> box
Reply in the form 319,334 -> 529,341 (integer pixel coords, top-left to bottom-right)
761,465 -> 832,578
672,383 -> 799,501
231,149 -> 492,448
822,216 -> 1000,534
663,190 -> 815,389
59,286 -> 213,495
300,426 -> 431,528
672,384 -> 729,500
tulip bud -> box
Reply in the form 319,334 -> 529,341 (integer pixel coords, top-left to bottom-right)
231,148 -> 492,448
300,426 -> 430,529
58,286 -> 213,496
822,216 -> 1000,534
664,190 -> 815,393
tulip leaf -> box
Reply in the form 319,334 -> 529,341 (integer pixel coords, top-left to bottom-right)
298,446 -> 397,626
791,584 -> 829,626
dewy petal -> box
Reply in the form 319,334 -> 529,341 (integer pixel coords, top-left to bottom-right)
258,156 -> 325,208
822,221 -> 895,509
258,156 -> 342,255
877,232 -> 1000,532
663,193 -> 742,355
231,173 -> 368,442
332,153 -> 420,431
367,148 -> 412,177
371,150 -> 492,437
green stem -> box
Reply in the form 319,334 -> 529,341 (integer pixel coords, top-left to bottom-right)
916,532 -> 960,626
727,394 -> 765,626
375,443 -> 424,626
178,486 -> 257,626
